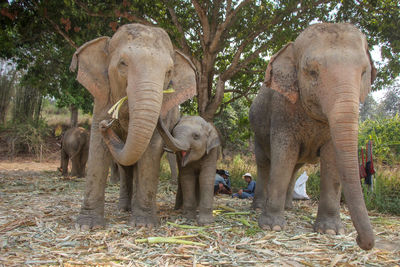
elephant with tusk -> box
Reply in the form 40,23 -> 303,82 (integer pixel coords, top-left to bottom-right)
250,23 -> 376,250
70,23 -> 197,229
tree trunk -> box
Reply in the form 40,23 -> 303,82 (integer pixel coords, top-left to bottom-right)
70,105 -> 78,128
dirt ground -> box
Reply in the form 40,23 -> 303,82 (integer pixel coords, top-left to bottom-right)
0,158 -> 400,266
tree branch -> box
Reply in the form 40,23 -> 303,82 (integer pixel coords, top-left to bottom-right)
165,4 -> 192,56
43,14 -> 78,49
191,0 -> 210,49
209,0 -> 252,53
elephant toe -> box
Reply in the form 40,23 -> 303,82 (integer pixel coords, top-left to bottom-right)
197,214 -> 214,225
258,212 -> 286,231
129,215 -> 157,228
314,216 -> 344,235
76,212 -> 106,231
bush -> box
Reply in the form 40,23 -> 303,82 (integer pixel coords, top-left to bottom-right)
1,119 -> 51,160
358,115 -> 400,165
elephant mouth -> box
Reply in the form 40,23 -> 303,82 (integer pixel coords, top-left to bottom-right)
181,150 -> 191,167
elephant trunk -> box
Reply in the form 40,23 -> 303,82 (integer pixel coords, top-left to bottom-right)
101,78 -> 163,166
327,91 -> 374,250
157,118 -> 190,152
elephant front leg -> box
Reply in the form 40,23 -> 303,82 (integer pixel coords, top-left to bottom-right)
179,167 -> 197,221
118,165 -> 133,211
76,121 -> 112,230
259,138 -> 299,231
314,140 -> 344,235
129,140 -> 163,227
197,149 -> 218,225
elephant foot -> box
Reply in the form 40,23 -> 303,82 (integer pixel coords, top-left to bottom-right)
76,210 -> 106,231
129,208 -> 158,227
284,199 -> 294,210
251,200 -> 264,211
258,211 -> 286,231
314,216 -> 345,235
118,198 -> 131,212
197,213 -> 214,226
182,209 -> 197,221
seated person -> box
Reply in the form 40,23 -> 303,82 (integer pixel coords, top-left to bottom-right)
232,173 -> 255,199
214,169 -> 232,195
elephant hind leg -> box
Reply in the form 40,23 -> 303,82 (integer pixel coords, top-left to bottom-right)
285,163 -> 304,210
314,140 -> 344,235
61,149 -> 69,177
70,155 -> 81,177
119,164 -> 134,211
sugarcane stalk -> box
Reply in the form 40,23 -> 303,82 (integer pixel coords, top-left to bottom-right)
223,212 -> 251,216
135,236 -> 206,246
217,205 -> 236,212
167,222 -> 207,230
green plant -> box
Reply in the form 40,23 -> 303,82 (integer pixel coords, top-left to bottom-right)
3,119 -> 51,159
306,169 -> 321,201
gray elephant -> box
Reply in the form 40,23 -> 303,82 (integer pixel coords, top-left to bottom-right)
70,23 -> 196,229
157,116 -> 220,225
249,23 -> 376,250
59,127 -> 89,178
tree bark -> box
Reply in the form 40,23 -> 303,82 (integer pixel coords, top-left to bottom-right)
70,105 -> 78,128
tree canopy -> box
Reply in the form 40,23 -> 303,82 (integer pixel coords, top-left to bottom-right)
1,0 -> 399,124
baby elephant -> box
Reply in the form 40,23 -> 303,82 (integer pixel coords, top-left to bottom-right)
157,116 -> 220,225
60,127 -> 90,178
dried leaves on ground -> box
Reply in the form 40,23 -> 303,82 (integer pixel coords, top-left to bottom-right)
0,160 -> 399,266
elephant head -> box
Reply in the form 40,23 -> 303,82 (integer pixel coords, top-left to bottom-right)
265,23 -> 376,250
157,116 -> 220,167
70,24 -> 196,166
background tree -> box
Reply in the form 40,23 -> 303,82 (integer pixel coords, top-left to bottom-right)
1,0 -> 399,135
0,61 -> 17,125
377,81 -> 400,117
359,94 -> 378,122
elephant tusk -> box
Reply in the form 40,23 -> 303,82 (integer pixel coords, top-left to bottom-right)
107,96 -> 128,119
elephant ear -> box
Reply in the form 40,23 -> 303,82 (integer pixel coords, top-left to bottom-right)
360,45 -> 377,103
70,37 -> 110,106
265,42 -> 299,104
205,123 -> 221,155
161,50 -> 197,118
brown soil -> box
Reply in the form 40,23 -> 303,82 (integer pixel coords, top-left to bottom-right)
0,156 -> 399,266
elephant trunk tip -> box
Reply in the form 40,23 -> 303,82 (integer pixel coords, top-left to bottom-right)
357,234 -> 375,250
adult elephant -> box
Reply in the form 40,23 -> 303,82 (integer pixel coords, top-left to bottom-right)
157,116 -> 220,225
59,127 -> 89,178
70,24 -> 196,229
249,23 -> 376,250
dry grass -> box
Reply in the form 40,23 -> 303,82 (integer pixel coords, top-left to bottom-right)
0,159 -> 400,266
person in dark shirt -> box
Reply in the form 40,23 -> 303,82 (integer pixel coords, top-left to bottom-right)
214,170 -> 232,195
232,173 -> 256,199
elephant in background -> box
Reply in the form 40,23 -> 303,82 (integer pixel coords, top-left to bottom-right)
157,116 -> 220,225
59,127 -> 89,178
249,23 -> 376,250
70,23 -> 196,229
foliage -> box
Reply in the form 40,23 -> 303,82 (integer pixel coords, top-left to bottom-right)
358,115 -> 400,164
363,172 -> 400,215
359,94 -> 378,122
2,119 -> 51,159
377,82 -> 400,117
1,0 -> 398,125
215,94 -> 253,152
305,169 -> 321,201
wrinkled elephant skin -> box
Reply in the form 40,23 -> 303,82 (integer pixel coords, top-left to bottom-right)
60,127 -> 89,178
250,23 -> 376,250
70,24 -> 196,229
157,116 -> 220,225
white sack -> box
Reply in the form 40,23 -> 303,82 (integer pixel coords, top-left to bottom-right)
293,171 -> 310,200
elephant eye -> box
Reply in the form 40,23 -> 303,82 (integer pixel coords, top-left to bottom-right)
192,133 -> 200,140
119,60 -> 128,67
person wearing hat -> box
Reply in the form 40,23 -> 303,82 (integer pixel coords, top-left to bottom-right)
214,169 -> 232,195
232,173 -> 256,199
